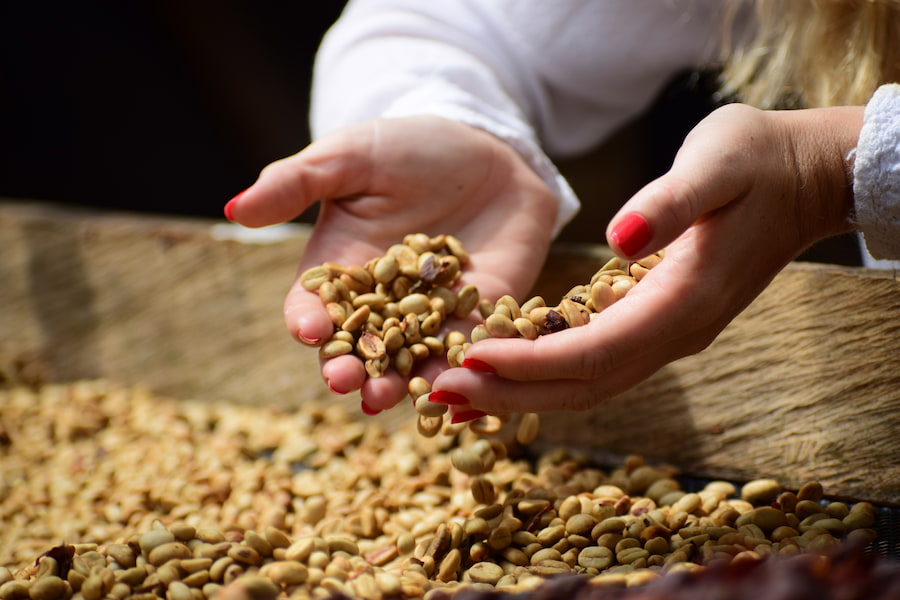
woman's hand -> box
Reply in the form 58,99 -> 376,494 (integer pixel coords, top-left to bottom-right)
430,103 -> 864,417
225,115 -> 559,411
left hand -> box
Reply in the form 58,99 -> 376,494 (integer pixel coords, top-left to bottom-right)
430,103 -> 865,416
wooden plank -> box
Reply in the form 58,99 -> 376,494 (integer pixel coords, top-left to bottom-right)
0,201 -> 330,409
1,201 -> 898,504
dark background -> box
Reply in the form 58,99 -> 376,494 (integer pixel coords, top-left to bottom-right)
0,1 -> 859,263
0,1 -> 346,219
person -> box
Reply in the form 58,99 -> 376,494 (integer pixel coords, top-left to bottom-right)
224,0 -> 900,421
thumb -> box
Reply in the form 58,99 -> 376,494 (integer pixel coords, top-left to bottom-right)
606,107 -> 756,258
224,122 -> 377,228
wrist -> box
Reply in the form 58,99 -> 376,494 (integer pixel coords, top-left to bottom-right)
781,106 -> 865,244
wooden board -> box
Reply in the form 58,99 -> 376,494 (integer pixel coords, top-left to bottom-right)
0,201 -> 331,409
1,201 -> 898,504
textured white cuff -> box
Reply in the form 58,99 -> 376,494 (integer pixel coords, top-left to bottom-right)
853,83 -> 900,263
380,85 -> 581,240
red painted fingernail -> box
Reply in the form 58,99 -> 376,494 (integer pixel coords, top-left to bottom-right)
451,409 -> 487,424
360,400 -> 381,415
461,358 -> 497,374
298,332 -> 321,346
610,213 -> 651,257
328,380 -> 349,395
224,189 -> 247,221
429,390 -> 470,405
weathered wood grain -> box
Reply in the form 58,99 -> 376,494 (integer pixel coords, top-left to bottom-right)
0,201 -> 329,409
2,201 -> 898,504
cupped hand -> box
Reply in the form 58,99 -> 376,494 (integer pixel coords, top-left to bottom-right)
431,103 -> 864,416
225,115 -> 560,410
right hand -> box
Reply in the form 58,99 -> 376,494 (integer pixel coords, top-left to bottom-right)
429,103 -> 863,416
225,115 -> 560,411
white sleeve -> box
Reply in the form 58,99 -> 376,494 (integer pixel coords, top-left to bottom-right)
310,0 -> 720,238
853,84 -> 900,267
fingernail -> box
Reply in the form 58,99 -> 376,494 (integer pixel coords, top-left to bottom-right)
610,212 -> 651,257
360,400 -> 381,416
327,380 -> 349,395
298,332 -> 321,346
429,390 -> 470,405
224,189 -> 247,221
461,358 -> 497,374
451,409 -> 487,424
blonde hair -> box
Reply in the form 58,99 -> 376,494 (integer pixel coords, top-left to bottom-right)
719,0 -> 900,108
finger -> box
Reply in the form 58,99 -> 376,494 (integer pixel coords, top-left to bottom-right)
455,255 -> 723,383
283,229 -> 398,347
606,106 -> 759,259
320,354 -> 367,395
284,282 -> 338,347
319,354 -> 409,412
225,122 -> 377,228
431,353 -> 658,414
360,369 -> 410,411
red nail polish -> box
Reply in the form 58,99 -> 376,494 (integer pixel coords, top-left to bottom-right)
328,380 -> 349,395
360,400 -> 381,415
224,189 -> 247,221
610,213 -> 651,257
298,332 -> 321,346
429,390 -> 470,405
461,358 -> 497,374
451,409 -> 487,424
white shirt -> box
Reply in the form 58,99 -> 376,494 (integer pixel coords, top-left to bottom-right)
311,0 -> 899,267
